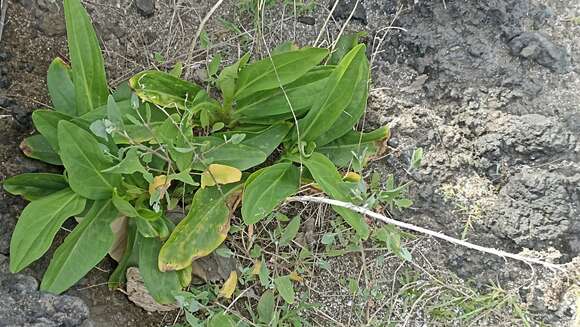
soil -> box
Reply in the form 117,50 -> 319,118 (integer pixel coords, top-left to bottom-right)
0,0 -> 578,326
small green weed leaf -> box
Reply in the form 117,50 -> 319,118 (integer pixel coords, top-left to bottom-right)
47,58 -> 77,116
208,312 -> 236,327
168,169 -> 197,186
41,199 -> 118,294
129,70 -> 207,111
234,66 -> 332,122
410,147 -> 424,169
139,236 -> 182,304
259,260 -> 270,287
3,173 -> 68,201
315,53 -> 369,146
158,184 -> 241,271
274,276 -> 295,304
58,121 -> 121,199
296,44 -> 367,142
303,152 -> 369,239
208,54 -> 222,76
242,163 -> 299,225
329,31 -> 367,65
257,290 -> 275,323
218,53 -> 250,102
318,126 -> 389,168
10,188 -> 86,272
112,81 -> 132,101
279,215 -> 300,246
32,110 -> 74,151
177,265 -> 192,288
63,0 -> 108,114
102,148 -> 148,175
20,134 -> 62,165
235,47 -> 329,99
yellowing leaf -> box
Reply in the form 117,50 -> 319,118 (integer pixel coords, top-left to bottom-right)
200,164 -> 242,188
289,271 -> 304,283
219,271 -> 238,299
343,172 -> 361,183
251,260 -> 262,275
149,175 -> 170,196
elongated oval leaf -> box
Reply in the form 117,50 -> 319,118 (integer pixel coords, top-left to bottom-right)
10,188 -> 86,272
235,47 -> 329,99
191,136 -> 267,171
218,52 -> 250,102
3,173 -> 68,201
274,276 -> 295,304
64,0 -> 108,114
242,163 -> 300,225
58,120 -> 121,199
47,58 -> 77,116
20,134 -> 62,165
295,44 -> 367,142
129,70 -> 207,110
139,236 -> 182,304
40,199 -> 118,294
303,152 -> 369,239
32,110 -> 73,151
242,121 -> 292,157
318,126 -> 390,167
315,55 -> 369,146
158,184 -> 241,271
234,67 -> 332,120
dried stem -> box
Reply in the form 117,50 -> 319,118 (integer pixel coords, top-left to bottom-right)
286,195 -> 564,271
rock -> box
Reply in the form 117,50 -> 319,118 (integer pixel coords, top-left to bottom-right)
0,260 -> 92,326
125,267 -> 179,312
135,0 -> 155,17
331,0 -> 367,25
508,32 -> 571,73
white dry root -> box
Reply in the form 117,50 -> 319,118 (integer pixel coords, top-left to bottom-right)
287,195 -> 566,271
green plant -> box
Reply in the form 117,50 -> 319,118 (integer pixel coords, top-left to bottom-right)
3,0 -> 389,304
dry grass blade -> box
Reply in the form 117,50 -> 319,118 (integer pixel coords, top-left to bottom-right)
0,0 -> 7,44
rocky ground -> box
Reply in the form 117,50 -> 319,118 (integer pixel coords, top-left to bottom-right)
0,0 -> 578,326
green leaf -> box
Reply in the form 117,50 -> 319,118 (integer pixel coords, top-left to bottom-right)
102,148 -> 149,176
135,210 -> 170,239
257,290 -> 275,323
242,121 -> 292,157
107,95 -> 124,129
158,184 -> 241,271
207,312 -> 236,327
58,120 -> 121,199
129,70 -> 208,111
318,126 -> 389,168
10,188 -> 86,272
41,199 -> 118,294
303,152 -> 369,239
112,81 -> 133,101
32,110 -> 74,151
169,62 -> 183,78
64,0 -> 108,114
208,54 -> 222,76
20,134 -> 62,165
3,173 -> 68,201
295,44 -> 367,142
191,136 -> 267,171
111,189 -> 139,217
329,32 -> 367,65
218,53 -> 250,102
234,66 -> 332,121
274,276 -> 295,304
235,47 -> 329,99
242,163 -> 300,225
315,53 -> 369,146
410,147 -> 423,169
279,215 -> 300,246
47,58 -> 77,116
139,236 -> 182,304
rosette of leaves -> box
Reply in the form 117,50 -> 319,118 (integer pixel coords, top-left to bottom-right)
2,0 -> 389,303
